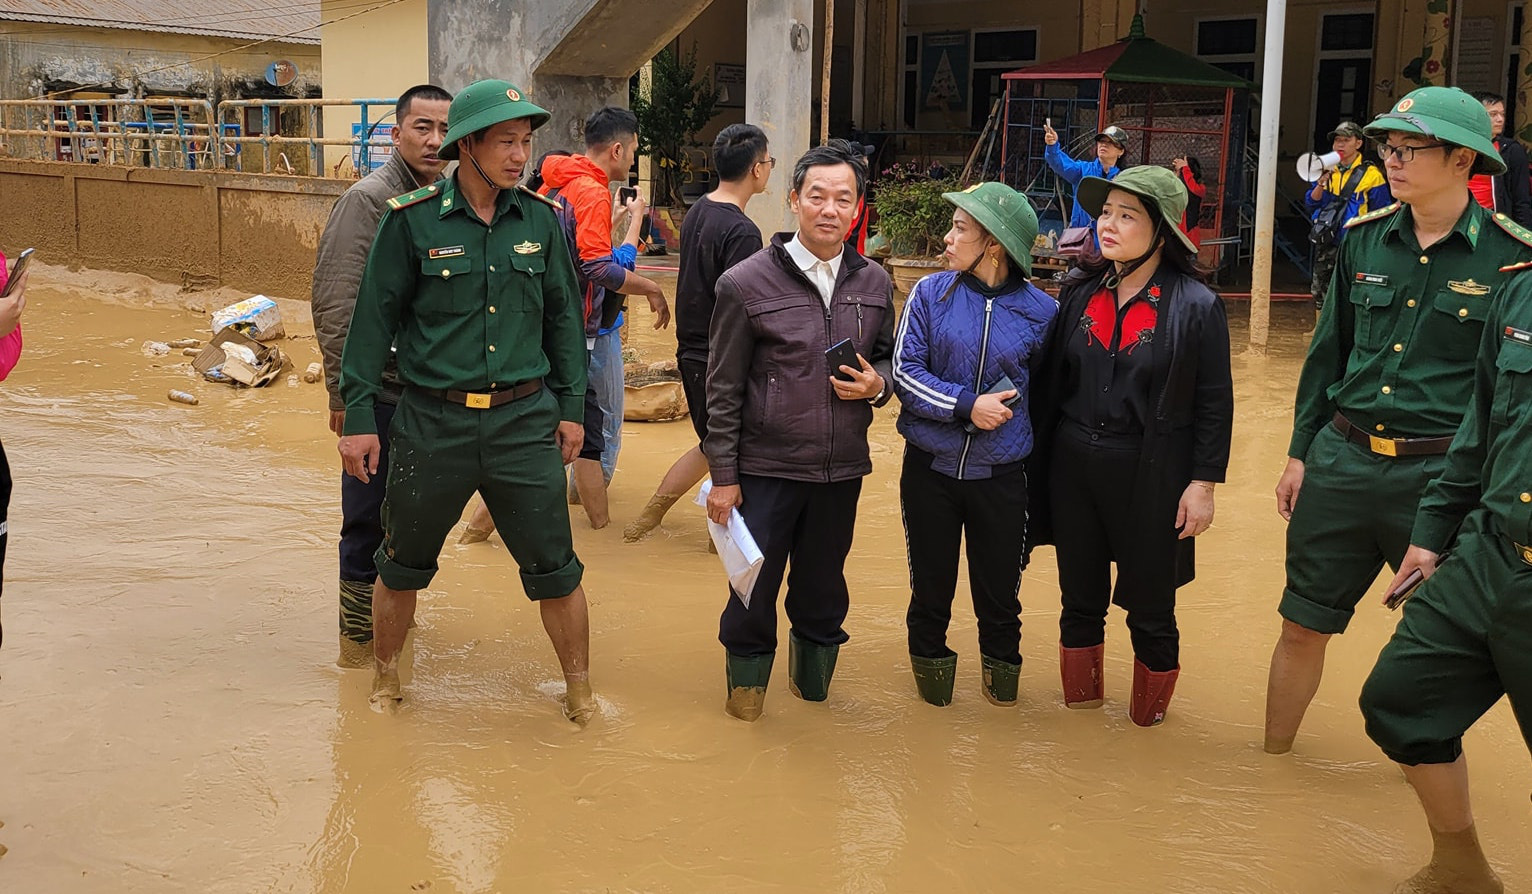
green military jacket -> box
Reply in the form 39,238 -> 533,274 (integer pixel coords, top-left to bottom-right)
339,175 -> 587,436
1289,200 -> 1532,458
1414,264 -> 1532,552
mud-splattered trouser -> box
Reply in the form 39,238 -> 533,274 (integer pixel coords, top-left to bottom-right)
1050,424 -> 1180,672
900,446 -> 1028,666
719,475 -> 861,657
1311,241 -> 1339,311
375,386 -> 583,599
1360,509 -> 1532,764
337,401 -> 396,645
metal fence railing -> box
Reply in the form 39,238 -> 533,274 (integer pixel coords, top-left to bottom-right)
0,98 -> 398,178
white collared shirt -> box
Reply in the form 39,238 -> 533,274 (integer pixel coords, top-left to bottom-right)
784,232 -> 842,309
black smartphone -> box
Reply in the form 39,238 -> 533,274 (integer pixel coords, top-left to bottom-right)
963,374 -> 1022,433
617,186 -> 638,207
825,337 -> 859,382
2,248 -> 34,299
1383,568 -> 1424,611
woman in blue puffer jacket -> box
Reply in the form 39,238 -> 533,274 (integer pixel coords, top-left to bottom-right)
892,182 -> 1056,708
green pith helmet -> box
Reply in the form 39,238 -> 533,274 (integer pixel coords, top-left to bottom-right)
1363,86 -> 1505,176
1075,166 -> 1196,255
438,79 -> 551,161
941,181 -> 1040,276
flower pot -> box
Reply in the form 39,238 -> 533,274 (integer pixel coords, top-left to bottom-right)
887,256 -> 947,316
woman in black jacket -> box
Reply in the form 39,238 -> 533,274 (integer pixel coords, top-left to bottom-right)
1030,165 -> 1233,727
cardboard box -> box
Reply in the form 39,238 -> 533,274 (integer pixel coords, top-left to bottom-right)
211,295 -> 285,341
192,326 -> 288,387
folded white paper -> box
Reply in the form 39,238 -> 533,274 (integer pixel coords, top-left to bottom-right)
696,480 -> 765,607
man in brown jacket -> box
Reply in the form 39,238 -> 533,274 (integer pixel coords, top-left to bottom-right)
704,140 -> 896,721
310,84 -> 451,668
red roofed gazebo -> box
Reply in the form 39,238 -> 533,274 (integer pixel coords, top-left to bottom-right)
1001,16 -> 1252,274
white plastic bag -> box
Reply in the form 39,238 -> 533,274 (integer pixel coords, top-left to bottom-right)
696,480 -> 765,607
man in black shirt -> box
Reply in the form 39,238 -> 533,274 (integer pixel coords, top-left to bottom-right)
623,124 -> 773,541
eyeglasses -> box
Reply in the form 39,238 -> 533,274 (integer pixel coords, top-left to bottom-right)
1375,141 -> 1450,163
756,156 -> 777,169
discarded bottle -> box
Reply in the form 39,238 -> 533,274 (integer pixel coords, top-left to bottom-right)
182,347 -> 201,357
286,374 -> 300,388
303,362 -> 323,383
167,389 -> 199,406
168,338 -> 202,349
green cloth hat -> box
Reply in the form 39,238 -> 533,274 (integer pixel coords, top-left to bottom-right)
1363,86 -> 1505,175
941,181 -> 1040,276
1075,166 -> 1197,255
439,79 -> 551,161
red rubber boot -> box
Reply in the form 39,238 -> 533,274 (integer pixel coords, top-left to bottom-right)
1130,659 -> 1180,727
1060,643 -> 1105,709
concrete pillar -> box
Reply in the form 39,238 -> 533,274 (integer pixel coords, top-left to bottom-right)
745,0 -> 816,237
1249,0 -> 1287,355
1419,0 -> 1454,86
425,1 -> 626,155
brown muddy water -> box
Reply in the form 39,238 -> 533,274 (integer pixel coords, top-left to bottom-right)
0,267 -> 1527,894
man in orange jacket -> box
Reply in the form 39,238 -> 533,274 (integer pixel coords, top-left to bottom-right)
535,108 -> 671,525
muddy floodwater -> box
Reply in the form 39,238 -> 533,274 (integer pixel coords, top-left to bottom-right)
1,267 -> 1527,894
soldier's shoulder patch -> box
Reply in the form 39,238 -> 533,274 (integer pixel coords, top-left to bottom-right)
1498,258 -> 1532,274
1343,201 -> 1401,230
385,183 -> 440,211
517,185 -> 562,211
1489,211 -> 1532,250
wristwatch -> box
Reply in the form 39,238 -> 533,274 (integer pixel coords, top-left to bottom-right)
868,377 -> 887,404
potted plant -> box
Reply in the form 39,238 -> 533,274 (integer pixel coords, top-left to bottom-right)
631,45 -> 719,209
872,163 -> 959,311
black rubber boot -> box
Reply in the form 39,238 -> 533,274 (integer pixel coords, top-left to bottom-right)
787,630 -> 839,702
910,653 -> 958,706
981,654 -> 1022,706
724,651 -> 775,721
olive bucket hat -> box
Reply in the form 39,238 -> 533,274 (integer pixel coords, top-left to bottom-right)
1075,165 -> 1197,254
438,79 -> 551,161
1363,86 -> 1505,175
941,181 -> 1040,276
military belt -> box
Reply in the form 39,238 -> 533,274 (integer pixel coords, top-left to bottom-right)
413,378 -> 543,409
1331,412 -> 1453,458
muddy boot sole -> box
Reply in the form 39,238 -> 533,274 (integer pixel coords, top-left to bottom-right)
458,525 -> 493,545
622,493 -> 682,542
337,635 -> 372,670
369,666 -> 403,714
563,679 -> 598,726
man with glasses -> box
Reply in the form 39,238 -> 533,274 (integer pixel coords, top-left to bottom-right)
1305,120 -> 1393,311
625,124 -> 773,542
1264,86 -> 1532,756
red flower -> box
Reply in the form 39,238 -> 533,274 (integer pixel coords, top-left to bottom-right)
1426,60 -> 1441,74
1148,285 -> 1162,299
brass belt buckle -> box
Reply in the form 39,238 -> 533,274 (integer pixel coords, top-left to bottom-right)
465,392 -> 492,409
1368,435 -> 1398,457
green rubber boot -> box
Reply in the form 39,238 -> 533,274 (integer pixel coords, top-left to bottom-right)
787,631 -> 839,702
910,653 -> 958,706
724,651 -> 775,722
981,654 -> 1022,706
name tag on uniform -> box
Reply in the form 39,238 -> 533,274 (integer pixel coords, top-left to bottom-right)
1449,279 -> 1491,296
1504,326 -> 1532,345
428,245 -> 465,259
513,241 -> 542,255
1354,272 -> 1390,286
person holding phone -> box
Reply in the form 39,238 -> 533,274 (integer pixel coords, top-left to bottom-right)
703,141 -> 895,721
1029,166 -> 1233,727
536,107 -> 672,527
891,183 -> 1056,707
0,248 -> 28,651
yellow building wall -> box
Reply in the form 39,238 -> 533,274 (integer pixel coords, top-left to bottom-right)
319,0 -> 429,176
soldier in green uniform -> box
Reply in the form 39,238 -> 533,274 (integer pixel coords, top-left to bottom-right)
1357,266 -> 1532,894
1263,87 -> 1532,754
337,79 -> 596,724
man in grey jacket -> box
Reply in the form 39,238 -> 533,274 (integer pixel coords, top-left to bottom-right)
704,140 -> 896,721
310,84 -> 451,668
